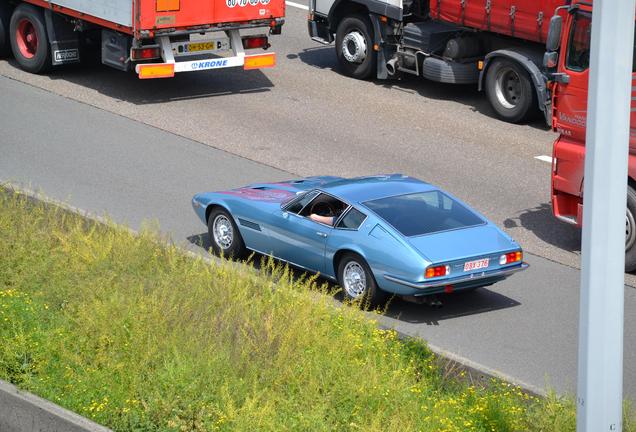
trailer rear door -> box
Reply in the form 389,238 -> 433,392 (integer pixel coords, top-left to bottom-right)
137,0 -> 285,31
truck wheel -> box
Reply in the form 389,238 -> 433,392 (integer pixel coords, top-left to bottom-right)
485,58 -> 535,123
625,186 -> 636,272
335,14 -> 376,80
9,4 -> 51,74
0,3 -> 12,58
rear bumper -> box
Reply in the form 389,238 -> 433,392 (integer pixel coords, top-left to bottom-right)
382,263 -> 529,294
135,53 -> 276,78
134,28 -> 276,79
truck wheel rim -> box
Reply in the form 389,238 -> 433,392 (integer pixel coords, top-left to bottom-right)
626,210 -> 635,251
16,18 -> 38,59
495,68 -> 522,110
343,261 -> 366,298
213,215 -> 234,249
341,31 -> 367,64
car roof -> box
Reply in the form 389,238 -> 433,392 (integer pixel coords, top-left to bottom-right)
320,175 -> 437,203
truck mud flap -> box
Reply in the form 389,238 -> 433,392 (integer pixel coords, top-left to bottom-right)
44,10 -> 80,66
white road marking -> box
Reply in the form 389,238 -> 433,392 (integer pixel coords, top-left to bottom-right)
286,1 -> 309,10
535,155 -> 553,164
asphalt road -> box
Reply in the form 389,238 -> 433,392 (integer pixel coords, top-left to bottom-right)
1,4 -> 635,400
2,75 -> 636,401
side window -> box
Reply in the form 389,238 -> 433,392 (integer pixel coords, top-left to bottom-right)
336,208 -> 367,230
566,12 -> 592,72
285,191 -> 319,214
300,193 -> 349,218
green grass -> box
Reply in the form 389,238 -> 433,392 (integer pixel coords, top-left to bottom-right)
0,188 -> 630,431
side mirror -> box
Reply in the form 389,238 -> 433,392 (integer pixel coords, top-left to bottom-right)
546,15 -> 563,52
543,51 -> 559,69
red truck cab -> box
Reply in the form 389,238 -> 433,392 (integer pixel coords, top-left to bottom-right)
549,0 -> 636,269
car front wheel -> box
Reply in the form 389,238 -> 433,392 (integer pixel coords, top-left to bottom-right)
337,252 -> 387,308
207,207 -> 246,259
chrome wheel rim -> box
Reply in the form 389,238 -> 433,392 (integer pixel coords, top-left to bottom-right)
495,68 -> 522,110
213,215 -> 233,250
343,261 -> 367,298
341,31 -> 367,64
627,210 -> 636,251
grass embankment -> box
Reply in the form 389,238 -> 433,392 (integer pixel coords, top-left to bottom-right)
0,188 -> 627,431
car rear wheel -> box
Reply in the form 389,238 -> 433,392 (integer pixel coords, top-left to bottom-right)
9,4 -> 51,74
337,252 -> 387,309
207,207 -> 247,259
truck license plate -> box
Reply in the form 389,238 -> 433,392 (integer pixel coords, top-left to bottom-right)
464,258 -> 489,272
185,41 -> 229,53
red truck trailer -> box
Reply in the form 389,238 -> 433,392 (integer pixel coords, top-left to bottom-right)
547,0 -> 636,270
0,0 -> 285,78
308,0 -> 566,123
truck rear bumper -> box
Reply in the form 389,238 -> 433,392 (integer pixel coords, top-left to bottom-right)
135,53 -> 276,78
134,29 -> 275,79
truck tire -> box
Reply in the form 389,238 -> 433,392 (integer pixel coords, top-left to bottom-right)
0,2 -> 11,58
625,186 -> 636,272
421,57 -> 479,84
335,14 -> 376,80
485,58 -> 535,123
9,4 -> 51,74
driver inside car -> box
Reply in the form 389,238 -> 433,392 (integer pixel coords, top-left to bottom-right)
309,213 -> 336,225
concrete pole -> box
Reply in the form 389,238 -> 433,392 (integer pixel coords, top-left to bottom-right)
577,0 -> 635,431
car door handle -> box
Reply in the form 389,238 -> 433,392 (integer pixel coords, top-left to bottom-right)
316,232 -> 327,238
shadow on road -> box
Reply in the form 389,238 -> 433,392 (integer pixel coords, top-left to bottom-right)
187,231 -> 522,322
6,54 -> 275,104
384,289 -> 521,326
503,202 -> 582,254
292,46 -> 549,131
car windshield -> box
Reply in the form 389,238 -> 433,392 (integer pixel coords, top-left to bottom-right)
363,191 -> 484,237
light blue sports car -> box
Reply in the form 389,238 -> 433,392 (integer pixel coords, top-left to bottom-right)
192,175 -> 528,306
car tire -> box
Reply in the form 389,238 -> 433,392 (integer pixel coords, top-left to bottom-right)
0,3 -> 12,58
335,14 -> 377,80
625,186 -> 636,272
484,58 -> 535,123
9,4 -> 51,74
207,207 -> 247,259
337,252 -> 387,309
421,57 -> 479,84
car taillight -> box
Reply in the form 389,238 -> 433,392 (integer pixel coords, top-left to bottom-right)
131,46 -> 162,61
425,265 -> 450,278
499,251 -> 523,265
242,36 -> 269,50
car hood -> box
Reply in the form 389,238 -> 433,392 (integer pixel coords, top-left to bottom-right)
213,176 -> 345,205
406,224 -> 516,263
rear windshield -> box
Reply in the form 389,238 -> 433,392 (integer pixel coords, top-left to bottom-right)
363,191 -> 484,237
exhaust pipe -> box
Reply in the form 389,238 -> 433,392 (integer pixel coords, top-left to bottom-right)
386,57 -> 399,76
